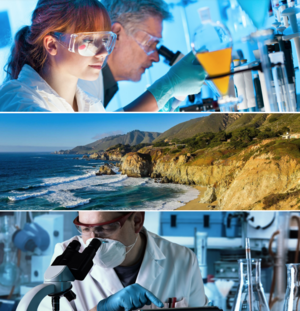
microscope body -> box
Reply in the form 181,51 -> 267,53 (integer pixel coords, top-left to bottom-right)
16,239 -> 101,311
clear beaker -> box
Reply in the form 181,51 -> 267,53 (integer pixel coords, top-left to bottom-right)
283,264 -> 300,311
232,259 -> 270,311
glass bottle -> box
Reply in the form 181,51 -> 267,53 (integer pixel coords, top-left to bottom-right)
283,264 -> 300,311
232,259 -> 270,311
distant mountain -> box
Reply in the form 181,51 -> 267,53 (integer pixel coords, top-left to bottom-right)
60,130 -> 161,154
153,114 -> 244,142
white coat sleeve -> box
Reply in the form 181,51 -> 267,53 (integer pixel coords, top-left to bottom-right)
188,252 -> 208,307
0,82 -> 50,112
37,243 -> 76,311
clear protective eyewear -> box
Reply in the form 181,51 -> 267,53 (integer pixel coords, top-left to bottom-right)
73,212 -> 133,238
53,31 -> 117,57
130,29 -> 162,56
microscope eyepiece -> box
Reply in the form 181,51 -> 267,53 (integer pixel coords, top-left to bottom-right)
66,240 -> 81,251
87,238 -> 101,251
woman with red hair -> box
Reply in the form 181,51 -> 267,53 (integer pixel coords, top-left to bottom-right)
0,0 -> 206,112
0,0 -> 115,112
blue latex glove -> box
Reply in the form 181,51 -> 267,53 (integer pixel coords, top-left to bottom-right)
97,284 -> 164,311
148,51 -> 206,110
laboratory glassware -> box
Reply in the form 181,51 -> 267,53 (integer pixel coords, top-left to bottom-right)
236,0 -> 271,30
191,7 -> 235,106
237,0 -> 279,112
232,259 -> 270,311
0,213 -> 20,287
195,231 -> 208,281
245,239 -> 254,311
283,264 -> 300,311
269,52 -> 295,111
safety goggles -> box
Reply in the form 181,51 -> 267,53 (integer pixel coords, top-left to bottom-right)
73,212 -> 134,238
130,29 -> 162,56
53,31 -> 117,57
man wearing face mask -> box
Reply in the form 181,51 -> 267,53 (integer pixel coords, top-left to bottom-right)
38,212 -> 207,311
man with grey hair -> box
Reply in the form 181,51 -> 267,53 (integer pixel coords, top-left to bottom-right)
78,0 -> 205,111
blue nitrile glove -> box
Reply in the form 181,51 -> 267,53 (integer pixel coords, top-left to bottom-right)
148,51 -> 206,110
159,98 -> 181,112
97,284 -> 164,311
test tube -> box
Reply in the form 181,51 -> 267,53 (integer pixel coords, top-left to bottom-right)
245,238 -> 254,311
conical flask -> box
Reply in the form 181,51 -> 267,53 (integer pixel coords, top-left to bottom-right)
191,7 -> 233,100
236,0 -> 270,30
283,264 -> 300,311
232,259 -> 270,311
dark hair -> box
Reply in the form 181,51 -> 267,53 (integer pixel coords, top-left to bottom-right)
4,0 -> 111,81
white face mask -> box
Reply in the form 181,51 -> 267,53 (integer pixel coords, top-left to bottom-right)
86,235 -> 139,269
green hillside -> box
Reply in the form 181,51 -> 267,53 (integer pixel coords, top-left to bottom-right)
154,114 -> 243,142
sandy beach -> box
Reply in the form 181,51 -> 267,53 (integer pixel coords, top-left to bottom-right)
177,186 -> 213,210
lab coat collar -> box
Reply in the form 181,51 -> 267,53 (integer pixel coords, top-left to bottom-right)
141,227 -> 166,261
18,65 -> 97,112
88,227 -> 166,295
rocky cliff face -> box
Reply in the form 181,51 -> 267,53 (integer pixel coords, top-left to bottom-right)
120,142 -> 300,209
121,153 -> 152,177
218,155 -> 300,209
106,150 -> 125,161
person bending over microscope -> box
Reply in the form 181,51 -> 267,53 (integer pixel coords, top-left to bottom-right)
38,212 -> 207,311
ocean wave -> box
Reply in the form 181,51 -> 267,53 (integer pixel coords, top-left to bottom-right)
113,177 -> 150,188
142,185 -> 200,210
64,199 -> 90,208
8,190 -> 53,201
23,171 -> 97,189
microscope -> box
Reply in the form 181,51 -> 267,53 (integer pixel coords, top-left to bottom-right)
16,238 -> 101,311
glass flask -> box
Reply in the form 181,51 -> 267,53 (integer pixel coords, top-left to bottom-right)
191,7 -> 235,105
236,0 -> 270,30
232,259 -> 270,311
283,264 -> 300,311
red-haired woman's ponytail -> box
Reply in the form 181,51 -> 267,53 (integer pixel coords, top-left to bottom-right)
5,26 -> 33,81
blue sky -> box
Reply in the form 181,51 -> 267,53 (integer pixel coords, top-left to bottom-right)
0,113 -> 210,152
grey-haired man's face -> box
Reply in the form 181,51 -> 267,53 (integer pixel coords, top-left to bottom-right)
108,16 -> 162,82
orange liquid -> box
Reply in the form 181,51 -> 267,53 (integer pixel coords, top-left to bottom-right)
196,48 -> 232,96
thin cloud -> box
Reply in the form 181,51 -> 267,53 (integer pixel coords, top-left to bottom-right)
92,130 -> 124,141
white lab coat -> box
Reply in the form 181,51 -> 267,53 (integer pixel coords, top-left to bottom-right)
78,72 -> 104,104
38,227 -> 207,311
0,65 -> 106,112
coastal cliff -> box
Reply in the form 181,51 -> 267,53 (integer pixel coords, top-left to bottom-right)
120,140 -> 300,210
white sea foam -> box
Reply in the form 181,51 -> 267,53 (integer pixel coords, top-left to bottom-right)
140,180 -> 200,210
86,186 -> 117,192
46,190 -> 90,208
64,199 -> 90,208
32,171 -> 97,188
8,190 -> 53,201
113,177 -> 150,188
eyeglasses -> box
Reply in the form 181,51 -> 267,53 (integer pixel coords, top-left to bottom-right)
53,31 -> 117,57
130,29 -> 162,56
73,212 -> 133,238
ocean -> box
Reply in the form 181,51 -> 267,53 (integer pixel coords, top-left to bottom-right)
0,153 -> 199,210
